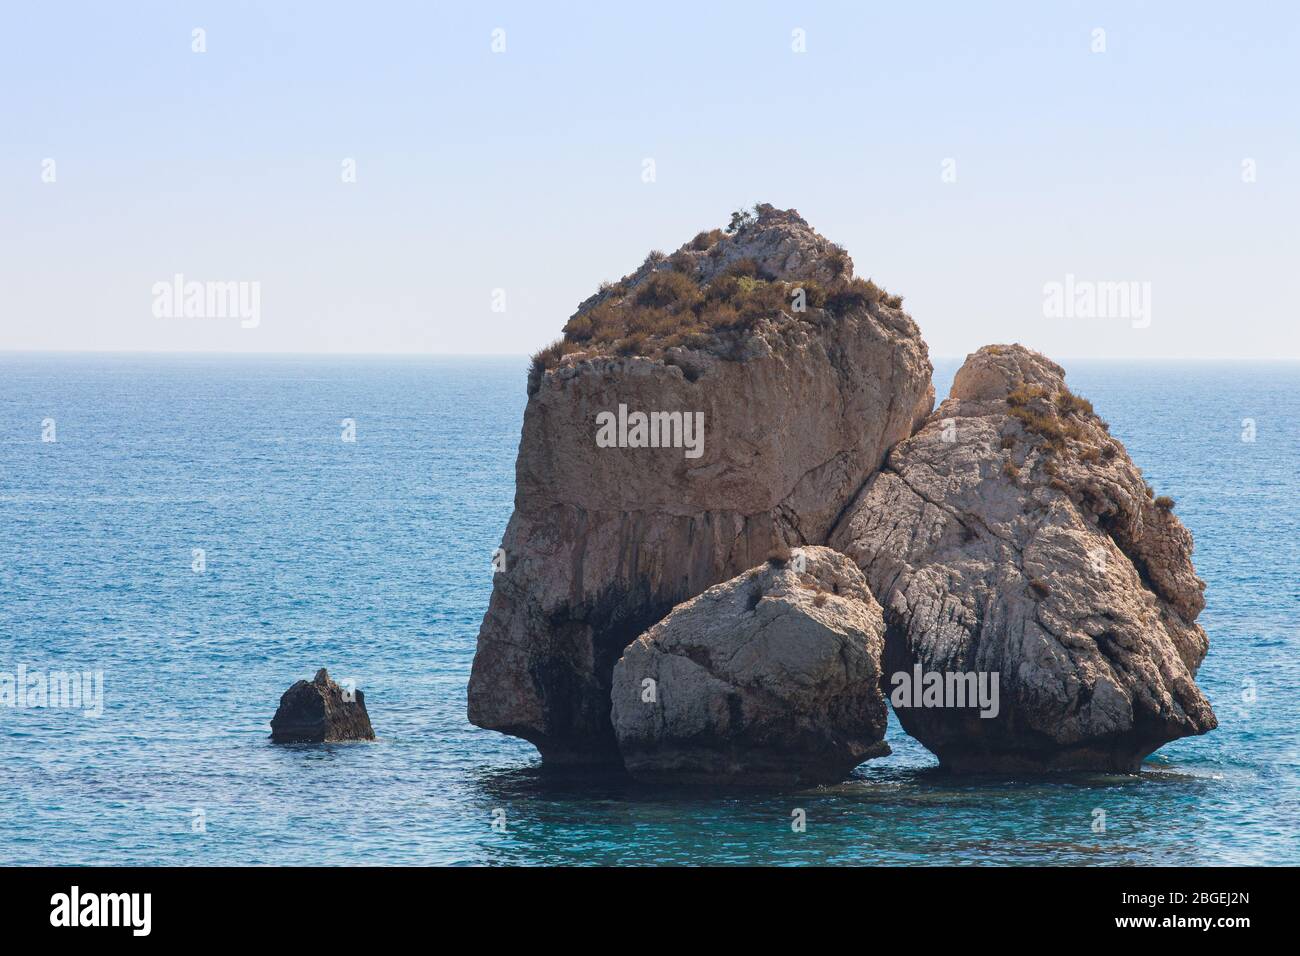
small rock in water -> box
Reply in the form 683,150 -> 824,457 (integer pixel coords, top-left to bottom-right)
270,668 -> 375,743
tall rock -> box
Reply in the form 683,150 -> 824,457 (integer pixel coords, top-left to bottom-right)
830,344 -> 1216,771
468,206 -> 934,764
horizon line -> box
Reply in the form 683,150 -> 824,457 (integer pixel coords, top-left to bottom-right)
2,348 -> 1299,363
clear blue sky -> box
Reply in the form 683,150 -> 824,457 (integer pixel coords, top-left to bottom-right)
2,1 -> 1296,358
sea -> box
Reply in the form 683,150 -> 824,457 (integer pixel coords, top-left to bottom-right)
0,353 -> 1296,865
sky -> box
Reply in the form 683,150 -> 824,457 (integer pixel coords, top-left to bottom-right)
1,1 -> 1297,359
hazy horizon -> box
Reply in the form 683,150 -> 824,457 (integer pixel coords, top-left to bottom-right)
6,348 -> 1300,364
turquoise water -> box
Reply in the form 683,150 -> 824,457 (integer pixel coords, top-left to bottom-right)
0,353 -> 1296,865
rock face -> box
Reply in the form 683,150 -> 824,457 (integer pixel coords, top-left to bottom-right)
610,547 -> 890,785
468,206 -> 933,765
830,344 -> 1216,771
270,669 -> 375,743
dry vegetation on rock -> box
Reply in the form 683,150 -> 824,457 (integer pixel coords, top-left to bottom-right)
529,204 -> 905,382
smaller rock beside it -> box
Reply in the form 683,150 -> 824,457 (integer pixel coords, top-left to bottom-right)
270,668 -> 375,743
610,546 -> 889,786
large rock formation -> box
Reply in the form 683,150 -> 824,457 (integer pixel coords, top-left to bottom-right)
270,669 -> 375,743
829,344 -> 1216,771
468,206 -> 933,764
610,547 -> 890,786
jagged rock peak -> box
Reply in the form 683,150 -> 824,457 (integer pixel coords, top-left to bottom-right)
576,204 -> 856,313
666,203 -> 856,287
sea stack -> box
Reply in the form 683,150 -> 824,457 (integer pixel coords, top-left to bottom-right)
830,344 -> 1216,771
270,668 -> 375,743
468,204 -> 1216,780
467,205 -> 934,765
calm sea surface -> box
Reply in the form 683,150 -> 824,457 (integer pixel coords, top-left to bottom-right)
0,353 -> 1296,865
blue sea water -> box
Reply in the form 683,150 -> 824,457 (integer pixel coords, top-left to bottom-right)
0,353 -> 1296,866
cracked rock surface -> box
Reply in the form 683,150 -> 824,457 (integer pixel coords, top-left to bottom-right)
610,547 -> 889,785
829,344 -> 1216,771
